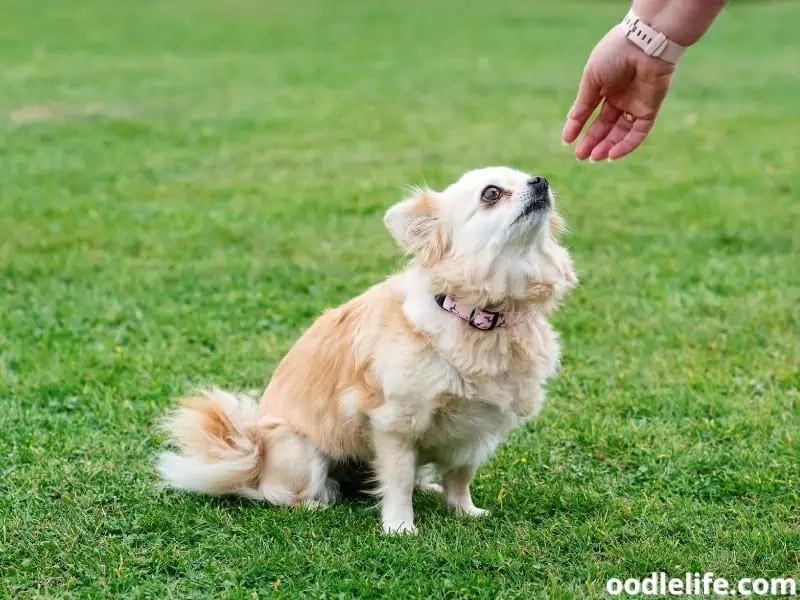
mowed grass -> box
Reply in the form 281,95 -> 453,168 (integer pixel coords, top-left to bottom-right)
1,0 -> 798,597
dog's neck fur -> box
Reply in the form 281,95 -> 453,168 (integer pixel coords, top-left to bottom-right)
410,234 -> 574,316
399,266 -> 548,377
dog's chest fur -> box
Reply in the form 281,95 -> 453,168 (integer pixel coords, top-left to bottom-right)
401,294 -> 561,468
417,391 -> 523,467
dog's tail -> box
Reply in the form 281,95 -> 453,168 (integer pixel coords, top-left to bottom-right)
157,389 -> 268,498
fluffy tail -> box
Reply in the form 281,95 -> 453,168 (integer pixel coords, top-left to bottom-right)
157,389 -> 266,498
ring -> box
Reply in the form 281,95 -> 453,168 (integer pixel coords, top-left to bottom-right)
622,112 -> 636,122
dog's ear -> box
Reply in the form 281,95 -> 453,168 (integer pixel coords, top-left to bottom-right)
525,214 -> 577,313
549,212 -> 577,289
384,188 -> 449,266
553,248 -> 578,294
549,212 -> 566,239
525,254 -> 577,314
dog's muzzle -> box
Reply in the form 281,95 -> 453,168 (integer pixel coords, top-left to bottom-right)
515,177 -> 551,222
527,176 -> 549,195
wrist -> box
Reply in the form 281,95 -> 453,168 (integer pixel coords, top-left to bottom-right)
621,10 -> 687,63
632,0 -> 727,47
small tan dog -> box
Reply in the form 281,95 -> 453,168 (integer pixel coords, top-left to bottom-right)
158,166 -> 576,533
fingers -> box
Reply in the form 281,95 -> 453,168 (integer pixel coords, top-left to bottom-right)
588,113 -> 634,161
574,101 -> 621,160
561,69 -> 602,145
607,118 -> 654,160
574,110 -> 655,162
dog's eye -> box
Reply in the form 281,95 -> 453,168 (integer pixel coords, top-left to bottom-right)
480,186 -> 503,205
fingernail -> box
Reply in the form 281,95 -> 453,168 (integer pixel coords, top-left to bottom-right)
561,140 -> 568,146
588,157 -> 596,164
607,157 -> 614,163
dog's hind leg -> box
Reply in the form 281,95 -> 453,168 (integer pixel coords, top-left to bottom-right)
256,422 -> 339,508
415,463 -> 443,495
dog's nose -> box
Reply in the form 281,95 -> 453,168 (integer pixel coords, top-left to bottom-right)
527,176 -> 549,189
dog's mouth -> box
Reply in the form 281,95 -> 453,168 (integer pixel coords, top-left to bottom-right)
512,193 -> 551,225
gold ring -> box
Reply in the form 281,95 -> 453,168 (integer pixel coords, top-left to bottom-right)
622,112 -> 636,122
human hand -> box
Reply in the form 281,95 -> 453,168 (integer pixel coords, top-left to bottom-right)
562,25 -> 677,161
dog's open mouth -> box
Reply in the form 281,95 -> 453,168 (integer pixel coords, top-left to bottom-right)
513,195 -> 550,224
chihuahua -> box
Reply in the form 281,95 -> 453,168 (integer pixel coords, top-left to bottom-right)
158,167 -> 576,533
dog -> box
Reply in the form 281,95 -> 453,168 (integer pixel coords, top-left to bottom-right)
157,166 -> 576,533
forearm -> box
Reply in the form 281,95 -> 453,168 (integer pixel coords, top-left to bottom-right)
632,0 -> 728,46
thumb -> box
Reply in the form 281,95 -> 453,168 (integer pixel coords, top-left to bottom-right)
562,68 -> 602,144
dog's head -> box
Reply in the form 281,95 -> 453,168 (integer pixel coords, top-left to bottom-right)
385,166 -> 576,312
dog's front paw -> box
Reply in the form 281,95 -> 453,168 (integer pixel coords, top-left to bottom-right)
300,499 -> 329,511
417,481 -> 444,495
458,505 -> 490,518
382,520 -> 418,535
448,502 -> 490,517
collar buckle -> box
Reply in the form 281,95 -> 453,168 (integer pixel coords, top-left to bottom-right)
468,309 -> 500,331
435,294 -> 505,331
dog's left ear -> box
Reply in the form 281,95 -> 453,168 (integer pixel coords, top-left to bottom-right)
553,248 -> 578,294
526,249 -> 577,313
549,212 -> 566,239
384,188 -> 450,266
526,215 -> 578,312
549,213 -> 577,290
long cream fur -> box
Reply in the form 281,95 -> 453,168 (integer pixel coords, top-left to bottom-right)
158,166 -> 576,533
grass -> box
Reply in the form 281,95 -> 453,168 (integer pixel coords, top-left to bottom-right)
1,0 -> 798,597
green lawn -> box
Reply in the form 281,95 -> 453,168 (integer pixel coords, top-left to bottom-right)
1,0 -> 798,597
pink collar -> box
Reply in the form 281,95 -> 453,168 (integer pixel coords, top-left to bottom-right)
434,294 -> 513,331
